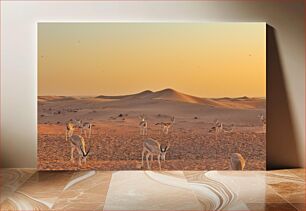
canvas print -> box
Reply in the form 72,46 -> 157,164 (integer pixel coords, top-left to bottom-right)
38,23 -> 266,170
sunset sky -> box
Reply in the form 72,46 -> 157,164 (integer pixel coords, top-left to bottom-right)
38,23 -> 266,97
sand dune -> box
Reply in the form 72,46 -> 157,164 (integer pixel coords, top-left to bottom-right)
38,89 -> 266,126
93,88 -> 265,109
96,90 -> 154,100
38,96 -> 78,102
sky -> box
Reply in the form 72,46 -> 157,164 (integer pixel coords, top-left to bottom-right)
38,22 -> 266,97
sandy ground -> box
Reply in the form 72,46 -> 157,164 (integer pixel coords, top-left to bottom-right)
38,89 -> 266,170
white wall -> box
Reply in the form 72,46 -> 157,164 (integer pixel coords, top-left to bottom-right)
1,1 -> 304,168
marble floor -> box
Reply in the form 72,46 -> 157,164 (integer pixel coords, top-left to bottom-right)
0,169 -> 304,211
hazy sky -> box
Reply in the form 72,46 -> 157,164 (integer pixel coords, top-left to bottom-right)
38,23 -> 266,97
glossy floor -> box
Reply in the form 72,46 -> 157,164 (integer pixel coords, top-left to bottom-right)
0,169 -> 304,210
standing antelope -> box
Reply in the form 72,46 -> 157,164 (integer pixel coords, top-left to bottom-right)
258,114 -> 266,132
139,115 -> 148,135
141,138 -> 170,170
75,120 -> 92,139
155,116 -> 175,134
230,153 -> 246,170
68,134 -> 91,166
209,120 -> 224,140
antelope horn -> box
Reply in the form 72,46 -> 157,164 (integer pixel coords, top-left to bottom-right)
85,146 -> 91,156
80,145 -> 91,157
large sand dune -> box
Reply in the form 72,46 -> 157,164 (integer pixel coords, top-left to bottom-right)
96,88 -> 265,108
39,89 -> 265,124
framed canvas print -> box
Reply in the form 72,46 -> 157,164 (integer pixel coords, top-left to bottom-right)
38,23 -> 266,170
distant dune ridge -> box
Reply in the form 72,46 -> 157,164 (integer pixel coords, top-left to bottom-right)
93,88 -> 265,109
38,88 -> 266,124
38,96 -> 77,102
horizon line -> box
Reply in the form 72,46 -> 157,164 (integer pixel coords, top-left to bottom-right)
38,88 -> 266,99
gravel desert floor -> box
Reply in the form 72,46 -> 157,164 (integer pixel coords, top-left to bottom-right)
38,89 -> 266,170
38,121 -> 265,170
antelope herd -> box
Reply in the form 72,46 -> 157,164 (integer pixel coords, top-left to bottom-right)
63,113 -> 265,170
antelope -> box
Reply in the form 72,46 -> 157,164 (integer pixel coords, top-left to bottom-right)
209,120 -> 233,140
68,134 -> 91,166
75,120 -> 92,139
230,153 -> 246,170
139,115 -> 148,135
258,114 -> 266,131
141,138 -> 170,170
209,120 -> 224,140
155,116 -> 175,134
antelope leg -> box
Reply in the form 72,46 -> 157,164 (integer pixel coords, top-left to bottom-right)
141,149 -> 145,167
70,145 -> 75,163
158,155 -> 161,170
146,153 -> 151,169
88,128 -> 92,139
150,154 -> 153,167
77,148 -> 82,166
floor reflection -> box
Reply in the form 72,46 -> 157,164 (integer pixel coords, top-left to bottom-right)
0,169 -> 304,210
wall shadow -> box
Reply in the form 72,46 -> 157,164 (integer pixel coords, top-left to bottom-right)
266,25 -> 300,169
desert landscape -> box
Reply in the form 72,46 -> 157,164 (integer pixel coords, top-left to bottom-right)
38,88 -> 266,170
